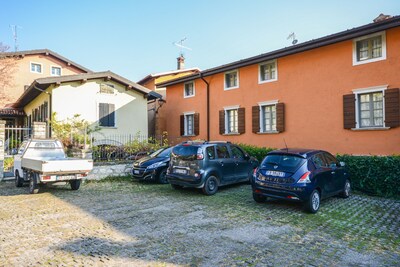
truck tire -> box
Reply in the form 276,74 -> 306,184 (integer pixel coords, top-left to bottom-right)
70,179 -> 81,190
15,171 -> 23,187
29,173 -> 39,194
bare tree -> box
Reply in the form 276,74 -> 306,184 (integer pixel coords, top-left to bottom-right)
0,43 -> 19,106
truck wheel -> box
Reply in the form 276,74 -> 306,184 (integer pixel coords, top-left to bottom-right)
29,173 -> 39,194
15,171 -> 23,187
70,179 -> 81,190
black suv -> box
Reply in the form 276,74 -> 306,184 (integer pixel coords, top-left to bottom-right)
166,141 -> 258,195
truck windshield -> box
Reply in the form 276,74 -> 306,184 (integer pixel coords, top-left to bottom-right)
23,141 -> 66,158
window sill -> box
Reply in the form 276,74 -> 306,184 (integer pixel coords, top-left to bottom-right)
182,134 -> 196,137
224,86 -> 239,91
223,133 -> 241,136
100,126 -> 117,129
183,95 -> 195,98
256,131 -> 280,134
258,79 -> 277,84
352,56 -> 386,66
351,127 -> 390,131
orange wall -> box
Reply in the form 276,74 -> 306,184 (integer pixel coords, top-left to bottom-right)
164,28 -> 400,155
2,54 -> 86,107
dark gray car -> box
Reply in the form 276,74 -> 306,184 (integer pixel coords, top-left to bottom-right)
166,141 -> 258,195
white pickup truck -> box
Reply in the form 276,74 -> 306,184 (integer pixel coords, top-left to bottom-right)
14,139 -> 93,194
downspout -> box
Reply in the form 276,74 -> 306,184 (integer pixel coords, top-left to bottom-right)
200,74 -> 210,141
33,85 -> 52,137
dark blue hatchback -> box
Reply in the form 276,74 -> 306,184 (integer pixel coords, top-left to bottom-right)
251,148 -> 351,213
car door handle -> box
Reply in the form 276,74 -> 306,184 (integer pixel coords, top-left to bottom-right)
219,161 -> 224,166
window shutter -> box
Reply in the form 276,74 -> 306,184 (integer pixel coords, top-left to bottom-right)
194,113 -> 200,136
180,115 -> 184,136
343,94 -> 356,129
238,107 -> 245,134
385,88 -> 400,128
276,103 -> 285,132
252,106 -> 259,133
219,110 -> 225,135
99,103 -> 107,126
108,104 -> 115,127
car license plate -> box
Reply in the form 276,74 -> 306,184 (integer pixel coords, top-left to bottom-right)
266,170 -> 285,177
174,169 -> 187,175
57,175 -> 76,181
134,170 -> 140,174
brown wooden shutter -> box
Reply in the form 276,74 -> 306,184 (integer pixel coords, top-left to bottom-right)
219,110 -> 225,135
252,106 -> 260,133
276,103 -> 285,132
238,108 -> 245,134
194,113 -> 200,135
343,94 -> 356,129
384,88 -> 400,128
180,115 -> 184,136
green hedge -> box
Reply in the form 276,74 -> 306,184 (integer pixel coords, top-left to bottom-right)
237,143 -> 275,162
337,155 -> 400,198
237,143 -> 400,198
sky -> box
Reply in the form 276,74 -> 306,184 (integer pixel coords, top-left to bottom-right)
1,0 -> 399,82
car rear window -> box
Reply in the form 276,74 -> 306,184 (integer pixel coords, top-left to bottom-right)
172,145 -> 199,160
261,154 -> 306,172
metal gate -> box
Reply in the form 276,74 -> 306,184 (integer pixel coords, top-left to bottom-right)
3,127 -> 31,178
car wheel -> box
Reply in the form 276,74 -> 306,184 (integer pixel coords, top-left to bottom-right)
15,171 -> 23,187
202,175 -> 219,196
158,168 -> 168,184
340,179 -> 351,198
171,184 -> 183,190
29,173 -> 39,194
253,192 -> 267,203
70,179 -> 81,190
305,189 -> 320,214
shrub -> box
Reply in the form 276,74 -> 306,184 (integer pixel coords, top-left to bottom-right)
236,143 -> 275,162
337,155 -> 400,198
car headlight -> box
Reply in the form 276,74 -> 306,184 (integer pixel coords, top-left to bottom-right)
146,162 -> 166,170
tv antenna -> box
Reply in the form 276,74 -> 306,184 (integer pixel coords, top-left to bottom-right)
173,37 -> 192,56
10,25 -> 22,52
287,32 -> 298,45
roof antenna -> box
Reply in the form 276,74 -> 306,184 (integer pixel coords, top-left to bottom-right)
173,37 -> 192,56
283,138 -> 288,152
10,25 -> 22,52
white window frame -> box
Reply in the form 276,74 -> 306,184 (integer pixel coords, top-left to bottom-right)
258,100 -> 279,133
183,81 -> 195,98
352,31 -> 386,66
183,111 -> 195,136
258,60 -> 278,84
30,62 -> 43,74
352,85 -> 387,129
224,105 -> 240,134
50,65 -> 62,76
224,70 -> 239,90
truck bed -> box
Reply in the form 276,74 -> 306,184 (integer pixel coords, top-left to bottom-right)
22,157 -> 93,174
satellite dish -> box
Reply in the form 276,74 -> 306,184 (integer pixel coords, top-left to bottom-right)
287,32 -> 298,46
292,39 -> 298,45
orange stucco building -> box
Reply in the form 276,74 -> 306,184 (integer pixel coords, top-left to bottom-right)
159,16 -> 400,155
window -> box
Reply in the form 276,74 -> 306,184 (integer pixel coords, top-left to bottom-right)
206,146 -> 215,160
216,145 -> 229,159
184,113 -> 194,135
51,66 -> 61,76
99,103 -> 115,127
226,108 -> 238,133
224,70 -> 239,90
100,84 -> 115,94
358,91 -> 383,128
231,146 -> 245,159
261,104 -> 276,132
180,113 -> 199,136
219,107 -> 245,135
184,82 -> 195,98
353,32 -> 386,65
259,60 -> 277,83
30,62 -> 42,73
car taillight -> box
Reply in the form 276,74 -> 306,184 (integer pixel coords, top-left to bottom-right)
42,175 -> 51,180
297,171 -> 311,184
253,168 -> 258,178
197,148 -> 204,160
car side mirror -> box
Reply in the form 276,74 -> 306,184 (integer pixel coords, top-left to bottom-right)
10,148 -> 18,155
244,154 -> 250,160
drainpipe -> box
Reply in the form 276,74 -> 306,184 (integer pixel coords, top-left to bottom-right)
200,74 -> 210,141
33,85 -> 52,137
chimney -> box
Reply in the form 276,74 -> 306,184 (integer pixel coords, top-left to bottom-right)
177,54 -> 185,70
373,13 -> 392,23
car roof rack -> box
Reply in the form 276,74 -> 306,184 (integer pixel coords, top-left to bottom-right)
180,140 -> 231,145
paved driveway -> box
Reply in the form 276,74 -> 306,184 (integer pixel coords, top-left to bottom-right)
0,179 -> 399,266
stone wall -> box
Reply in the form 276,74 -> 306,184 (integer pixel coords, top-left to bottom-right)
86,163 -> 132,180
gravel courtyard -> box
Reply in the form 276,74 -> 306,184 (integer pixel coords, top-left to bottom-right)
0,178 -> 399,267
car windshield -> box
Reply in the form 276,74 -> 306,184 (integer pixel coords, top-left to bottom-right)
172,145 -> 198,160
261,154 -> 306,172
155,147 -> 172,158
